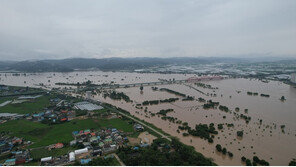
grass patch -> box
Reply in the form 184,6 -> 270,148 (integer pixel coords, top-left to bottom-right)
97,118 -> 134,132
21,161 -> 39,166
30,146 -> 75,160
128,131 -> 141,138
94,108 -> 109,114
0,97 -> 14,104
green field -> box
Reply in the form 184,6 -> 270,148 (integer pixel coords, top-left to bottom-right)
0,118 -> 134,148
30,146 -> 75,159
0,95 -> 51,114
0,97 -> 14,104
98,118 -> 134,132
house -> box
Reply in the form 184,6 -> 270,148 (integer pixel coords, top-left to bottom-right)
92,147 -> 102,156
4,158 -> 16,166
14,150 -> 30,165
0,84 -> 9,90
0,143 -> 13,153
74,148 -> 90,159
90,136 -> 98,143
74,148 -> 88,155
70,140 -> 77,146
41,156 -> 53,165
60,118 -> 68,122
0,113 -> 24,120
80,158 -> 91,165
55,143 -> 64,149
102,145 -> 117,153
134,124 -> 144,131
69,152 -> 75,162
12,137 -> 22,145
82,142 -> 91,147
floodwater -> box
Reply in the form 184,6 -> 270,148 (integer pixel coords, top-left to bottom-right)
1,71 -> 296,165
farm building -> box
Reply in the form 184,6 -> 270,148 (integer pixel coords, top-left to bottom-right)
74,101 -> 103,111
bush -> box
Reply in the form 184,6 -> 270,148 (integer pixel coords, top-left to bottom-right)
237,131 -> 244,137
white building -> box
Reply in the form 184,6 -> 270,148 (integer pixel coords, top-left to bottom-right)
74,148 -> 88,155
74,101 -> 103,111
41,156 -> 52,162
291,73 -> 296,83
69,152 -> 75,162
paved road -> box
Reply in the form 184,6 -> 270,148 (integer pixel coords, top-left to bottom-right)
112,153 -> 125,166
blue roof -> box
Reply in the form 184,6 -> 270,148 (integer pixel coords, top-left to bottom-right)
96,136 -> 101,139
72,131 -> 79,135
5,159 -> 16,163
140,143 -> 149,147
133,146 -> 139,150
80,159 -> 91,165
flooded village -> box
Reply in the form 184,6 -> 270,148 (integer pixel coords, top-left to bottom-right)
1,71 -> 296,165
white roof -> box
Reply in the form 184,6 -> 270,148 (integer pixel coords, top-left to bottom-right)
74,101 -> 103,111
69,152 -> 75,162
0,113 -> 23,117
41,156 -> 52,162
74,148 -> 88,155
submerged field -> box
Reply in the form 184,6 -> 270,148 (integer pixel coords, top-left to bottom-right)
92,78 -> 296,165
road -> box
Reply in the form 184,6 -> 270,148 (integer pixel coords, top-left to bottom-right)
112,153 -> 125,166
104,105 -> 172,142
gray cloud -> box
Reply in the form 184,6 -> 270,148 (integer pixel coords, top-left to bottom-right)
0,0 -> 295,60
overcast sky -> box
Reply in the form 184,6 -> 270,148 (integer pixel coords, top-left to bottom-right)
0,0 -> 295,60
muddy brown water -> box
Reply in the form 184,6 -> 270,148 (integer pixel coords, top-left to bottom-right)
1,71 -> 296,165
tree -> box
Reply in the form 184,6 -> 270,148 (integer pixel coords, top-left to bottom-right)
140,86 -> 144,91
241,156 -> 246,162
218,124 -> 223,130
246,159 -> 252,166
228,152 -> 233,157
289,160 -> 296,166
216,144 -> 222,152
253,156 -> 260,163
222,148 -> 227,154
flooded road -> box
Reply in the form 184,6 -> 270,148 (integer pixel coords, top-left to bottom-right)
1,71 -> 296,165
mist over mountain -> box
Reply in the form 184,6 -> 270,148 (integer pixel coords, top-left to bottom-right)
0,57 -> 295,72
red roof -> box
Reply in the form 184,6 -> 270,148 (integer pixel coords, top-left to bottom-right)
55,143 -> 64,148
91,133 -> 96,136
16,159 -> 26,165
60,118 -> 67,121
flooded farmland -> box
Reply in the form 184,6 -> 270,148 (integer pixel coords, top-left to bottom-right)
1,71 -> 296,165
